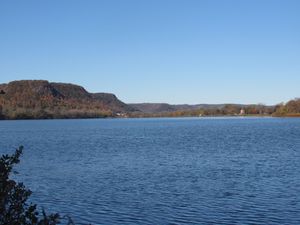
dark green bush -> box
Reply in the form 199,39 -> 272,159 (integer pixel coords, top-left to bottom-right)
0,146 -> 72,225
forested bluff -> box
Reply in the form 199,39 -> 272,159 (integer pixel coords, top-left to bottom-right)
0,80 -> 299,119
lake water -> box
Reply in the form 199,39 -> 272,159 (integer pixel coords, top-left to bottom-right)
1,117 -> 300,224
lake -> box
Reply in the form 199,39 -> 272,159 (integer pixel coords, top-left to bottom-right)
0,117 -> 300,224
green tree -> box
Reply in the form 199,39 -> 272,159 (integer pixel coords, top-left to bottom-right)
0,146 -> 65,225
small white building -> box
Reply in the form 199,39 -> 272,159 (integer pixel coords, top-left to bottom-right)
239,109 -> 245,115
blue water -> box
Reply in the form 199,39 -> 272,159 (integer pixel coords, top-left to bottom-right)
1,117 -> 300,225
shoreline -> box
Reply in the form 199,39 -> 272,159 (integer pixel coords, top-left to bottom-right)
0,114 -> 299,121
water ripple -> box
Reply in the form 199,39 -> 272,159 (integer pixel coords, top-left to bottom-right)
1,118 -> 300,224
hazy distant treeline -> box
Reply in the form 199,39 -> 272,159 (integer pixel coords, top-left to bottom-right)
129,99 -> 300,118
129,104 -> 276,118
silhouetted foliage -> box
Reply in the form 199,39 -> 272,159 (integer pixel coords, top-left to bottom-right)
0,146 -> 67,225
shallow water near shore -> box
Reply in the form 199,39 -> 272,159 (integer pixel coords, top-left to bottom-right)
1,117 -> 300,224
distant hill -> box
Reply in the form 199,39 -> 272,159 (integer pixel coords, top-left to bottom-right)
129,102 -> 276,117
129,103 -> 177,114
0,80 -> 136,119
130,103 -> 254,114
0,80 -> 283,120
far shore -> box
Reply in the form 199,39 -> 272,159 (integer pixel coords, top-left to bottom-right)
0,114 -> 299,121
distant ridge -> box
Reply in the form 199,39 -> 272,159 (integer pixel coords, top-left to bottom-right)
0,80 -> 298,119
0,80 -> 136,119
129,103 -> 265,114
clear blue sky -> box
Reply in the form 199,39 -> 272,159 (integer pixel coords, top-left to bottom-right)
0,0 -> 299,105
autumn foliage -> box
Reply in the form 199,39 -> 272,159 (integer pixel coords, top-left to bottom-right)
0,80 -> 135,119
